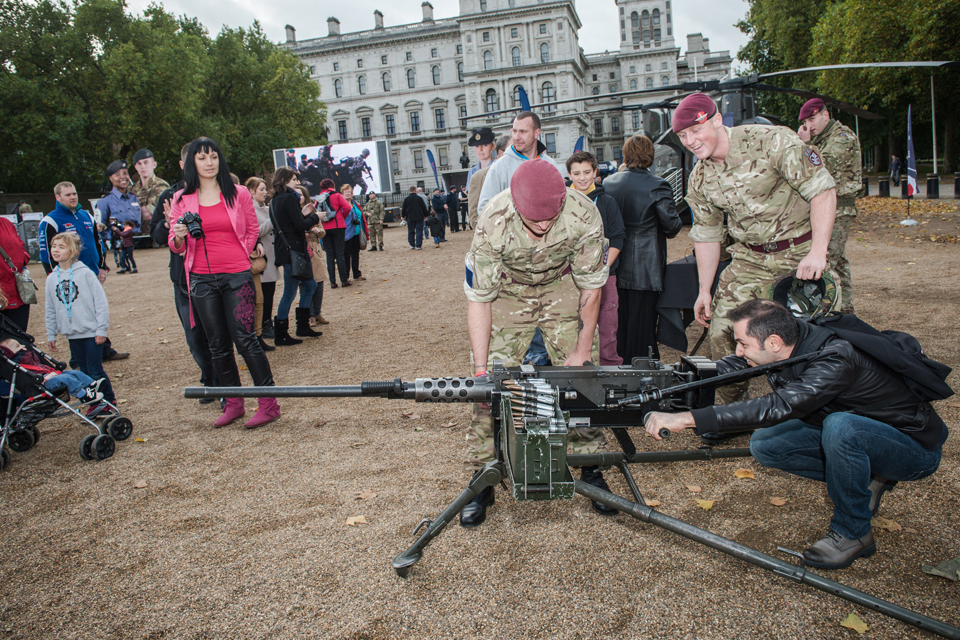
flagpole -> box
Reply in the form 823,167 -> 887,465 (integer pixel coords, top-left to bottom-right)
901,105 -> 919,227
930,74 -> 938,175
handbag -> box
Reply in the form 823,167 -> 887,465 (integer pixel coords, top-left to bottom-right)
0,245 -> 37,305
250,255 -> 267,275
269,202 -> 313,281
356,207 -> 368,250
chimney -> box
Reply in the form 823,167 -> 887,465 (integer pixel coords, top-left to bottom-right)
327,17 -> 341,37
702,37 -> 710,52
284,24 -> 296,44
421,1 -> 434,22
374,10 -> 384,29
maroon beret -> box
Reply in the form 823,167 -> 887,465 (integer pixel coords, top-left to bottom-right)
798,98 -> 826,121
510,159 -> 565,221
672,93 -> 718,132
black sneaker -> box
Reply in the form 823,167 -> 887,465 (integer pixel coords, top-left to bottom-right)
82,379 -> 106,404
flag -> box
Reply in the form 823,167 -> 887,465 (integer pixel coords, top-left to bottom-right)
517,86 -> 531,112
906,105 -> 918,197
573,136 -> 584,153
425,149 -> 443,192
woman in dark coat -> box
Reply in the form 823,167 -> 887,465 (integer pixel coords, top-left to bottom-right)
603,135 -> 682,361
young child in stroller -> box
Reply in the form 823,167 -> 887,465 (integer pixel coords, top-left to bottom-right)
0,338 -> 104,405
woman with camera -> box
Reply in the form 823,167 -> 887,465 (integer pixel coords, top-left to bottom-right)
168,137 -> 280,429
317,178 -> 351,288
270,167 -> 323,345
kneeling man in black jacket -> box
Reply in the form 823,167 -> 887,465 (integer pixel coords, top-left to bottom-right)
645,299 -> 947,570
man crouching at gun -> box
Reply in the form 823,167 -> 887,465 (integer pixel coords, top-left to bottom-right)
644,299 -> 947,570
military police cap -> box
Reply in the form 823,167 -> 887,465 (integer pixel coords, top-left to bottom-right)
468,127 -> 495,147
798,98 -> 826,122
106,160 -> 127,177
132,148 -> 154,165
672,93 -> 718,133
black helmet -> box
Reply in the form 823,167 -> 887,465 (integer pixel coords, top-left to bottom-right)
361,148 -> 370,156
771,270 -> 841,319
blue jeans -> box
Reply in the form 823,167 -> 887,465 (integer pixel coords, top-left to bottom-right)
407,220 -> 424,248
750,414 -> 942,539
276,265 -> 318,320
45,369 -> 94,399
524,327 -> 551,366
67,338 -> 116,403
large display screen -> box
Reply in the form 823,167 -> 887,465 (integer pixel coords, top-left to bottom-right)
273,141 -> 390,198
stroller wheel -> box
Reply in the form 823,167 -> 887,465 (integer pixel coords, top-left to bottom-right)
0,448 -> 9,470
79,434 -> 96,460
29,426 -> 39,445
90,434 -> 115,461
105,417 -> 133,441
8,429 -> 36,453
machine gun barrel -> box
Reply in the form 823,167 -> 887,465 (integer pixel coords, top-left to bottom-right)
615,352 -> 818,407
184,376 -> 495,403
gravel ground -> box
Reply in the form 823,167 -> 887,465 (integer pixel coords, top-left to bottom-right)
1,204 -> 958,640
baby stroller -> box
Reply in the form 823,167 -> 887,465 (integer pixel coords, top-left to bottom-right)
0,315 -> 133,470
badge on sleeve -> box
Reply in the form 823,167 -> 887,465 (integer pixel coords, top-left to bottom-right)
804,148 -> 822,166
465,256 -> 475,288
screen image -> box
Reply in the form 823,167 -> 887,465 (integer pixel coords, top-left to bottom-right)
274,141 -> 388,198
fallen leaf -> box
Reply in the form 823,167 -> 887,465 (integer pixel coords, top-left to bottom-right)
348,442 -> 369,448
134,437 -> 148,442
645,499 -> 661,507
440,421 -> 457,428
686,485 -> 702,493
154,386 -> 161,389
871,516 -> 902,532
921,557 -> 960,581
313,421 -> 327,428
414,426 -> 424,432
401,411 -> 420,420
734,468 -> 755,479
125,333 -> 134,337
345,515 -> 368,526
356,490 -> 378,500
840,612 -> 869,635
157,327 -> 164,331
159,339 -> 169,344
117,399 -> 128,404
907,262 -> 915,265
943,402 -> 960,409
769,497 -> 788,506
904,527 -> 918,534
133,481 -> 148,489
239,365 -> 247,370
695,499 -> 714,510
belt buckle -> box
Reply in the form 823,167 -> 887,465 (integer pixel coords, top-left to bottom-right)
762,241 -> 780,253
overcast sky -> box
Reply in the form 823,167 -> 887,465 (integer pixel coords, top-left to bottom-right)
126,0 -> 750,64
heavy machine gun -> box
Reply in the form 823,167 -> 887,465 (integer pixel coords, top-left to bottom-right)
185,356 -> 959,639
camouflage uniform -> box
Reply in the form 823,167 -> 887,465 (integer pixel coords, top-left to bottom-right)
687,125 -> 836,403
463,188 -> 610,470
363,198 -> 385,249
130,174 -> 170,220
809,119 -> 861,314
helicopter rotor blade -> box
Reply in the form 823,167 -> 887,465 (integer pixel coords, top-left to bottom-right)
751,83 -> 884,120
759,61 -> 960,80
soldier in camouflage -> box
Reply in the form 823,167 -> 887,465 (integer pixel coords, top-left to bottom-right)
130,148 -> 170,228
363,192 -> 385,251
798,98 -> 861,314
460,159 -> 613,526
675,93 -> 838,415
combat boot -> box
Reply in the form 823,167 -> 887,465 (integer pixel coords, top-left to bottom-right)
459,486 -> 494,527
803,529 -> 876,570
580,467 -> 618,515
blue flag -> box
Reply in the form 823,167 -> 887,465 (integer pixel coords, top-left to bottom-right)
906,105 -> 918,197
573,136 -> 584,153
517,86 -> 531,112
426,149 -> 443,192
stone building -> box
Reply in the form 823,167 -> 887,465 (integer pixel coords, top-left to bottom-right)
283,0 -> 731,192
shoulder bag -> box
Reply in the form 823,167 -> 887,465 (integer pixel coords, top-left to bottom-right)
269,201 -> 313,281
355,205 -> 368,250
0,245 -> 37,305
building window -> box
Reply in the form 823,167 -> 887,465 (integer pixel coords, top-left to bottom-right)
458,62 -> 464,82
631,12 -> 639,28
629,65 -> 635,73
646,77 -> 653,88
334,79 -> 342,98
642,10 -> 651,43
337,120 -> 347,141
457,44 -> 463,54
309,65 -> 316,75
483,50 -> 493,71
435,108 -> 445,129
595,147 -> 604,162
358,76 -> 366,95
407,69 -> 416,88
614,147 -> 623,163
406,51 -> 413,61
652,8 -> 660,25
381,55 -> 388,65
557,20 -> 562,30
386,114 -> 396,135
438,147 -> 448,166
333,62 -> 340,71
512,47 -> 521,67
609,72 -> 615,79
592,86 -> 600,96
662,61 -> 668,69
632,111 -> 640,130
630,79 -> 637,90
661,75 -> 670,86
544,132 -> 556,154
391,151 -> 399,172
512,84 -> 524,107
361,117 -> 371,138
357,59 -> 363,68
654,28 -> 661,41
540,42 -> 549,63
485,89 -> 499,115
539,23 -> 546,34
410,111 -> 421,132
432,65 -> 441,85
382,72 -> 391,91
592,74 -> 597,81
431,48 -> 438,58
541,82 -> 555,112
479,0 -> 486,10
646,63 -> 652,72
483,31 -> 490,42
612,116 -> 620,133
459,104 -> 468,120
632,30 -> 640,44
511,27 -> 518,37
414,150 -> 424,169
594,119 -> 603,135
609,84 -> 617,92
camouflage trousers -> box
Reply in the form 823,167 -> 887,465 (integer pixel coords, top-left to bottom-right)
465,274 -> 605,470
708,243 -> 808,404
827,209 -> 855,314
368,220 -> 383,248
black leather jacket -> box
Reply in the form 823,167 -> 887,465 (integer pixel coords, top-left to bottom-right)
690,322 -> 948,450
602,167 -> 682,291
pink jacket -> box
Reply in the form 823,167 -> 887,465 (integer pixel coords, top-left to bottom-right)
320,189 -> 351,232
168,187 -> 259,326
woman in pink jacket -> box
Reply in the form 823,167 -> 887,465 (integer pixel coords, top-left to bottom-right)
317,178 -> 351,288
168,137 -> 279,429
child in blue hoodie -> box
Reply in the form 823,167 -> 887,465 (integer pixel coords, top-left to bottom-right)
44,232 -> 116,417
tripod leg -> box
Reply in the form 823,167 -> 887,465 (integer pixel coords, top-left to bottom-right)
392,462 -> 504,577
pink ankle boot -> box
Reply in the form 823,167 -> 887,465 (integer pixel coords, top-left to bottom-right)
214,398 -> 246,427
244,398 -> 281,429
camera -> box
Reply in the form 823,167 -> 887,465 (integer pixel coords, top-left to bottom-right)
177,212 -> 203,239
